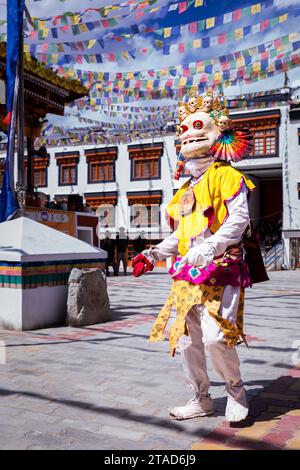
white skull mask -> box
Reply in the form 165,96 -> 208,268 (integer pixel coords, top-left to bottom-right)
178,111 -> 219,159
202,96 -> 213,113
187,96 -> 198,113
218,115 -> 231,132
178,105 -> 187,122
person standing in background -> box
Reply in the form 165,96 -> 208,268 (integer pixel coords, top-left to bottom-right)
116,227 -> 129,275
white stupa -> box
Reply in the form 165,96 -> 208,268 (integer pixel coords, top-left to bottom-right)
0,217 -> 107,330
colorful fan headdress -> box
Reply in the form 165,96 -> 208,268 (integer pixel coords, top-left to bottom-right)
174,88 -> 253,179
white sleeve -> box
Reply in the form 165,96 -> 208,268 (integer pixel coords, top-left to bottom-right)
206,183 -> 250,257
151,231 -> 179,261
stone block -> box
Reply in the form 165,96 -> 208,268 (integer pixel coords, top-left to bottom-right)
67,268 -> 110,327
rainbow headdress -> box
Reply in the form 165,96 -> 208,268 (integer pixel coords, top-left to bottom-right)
209,128 -> 253,163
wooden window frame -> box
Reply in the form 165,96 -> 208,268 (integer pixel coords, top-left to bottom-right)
59,163 -> 78,186
232,113 -> 280,159
55,151 -> 79,187
127,191 -> 162,228
97,205 -> 116,228
130,204 -> 160,228
33,167 -> 47,188
128,143 -> 163,182
24,154 -> 50,188
85,147 -> 117,184
131,157 -> 160,181
88,160 -> 115,183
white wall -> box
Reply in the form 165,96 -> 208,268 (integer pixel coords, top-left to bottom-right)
45,135 -> 189,240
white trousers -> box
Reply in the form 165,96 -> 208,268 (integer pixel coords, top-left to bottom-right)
179,285 -> 248,408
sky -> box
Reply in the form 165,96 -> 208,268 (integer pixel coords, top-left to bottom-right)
1,0 -> 300,130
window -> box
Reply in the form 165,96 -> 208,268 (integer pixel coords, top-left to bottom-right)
89,161 -> 114,183
85,192 -> 118,227
231,112 -> 280,159
127,191 -> 162,228
85,147 -> 117,184
97,205 -> 116,227
132,158 -> 159,179
252,127 -> 277,157
33,168 -> 47,187
55,151 -> 79,187
128,143 -> 163,181
130,204 -> 160,228
60,164 -> 77,185
24,154 -> 50,188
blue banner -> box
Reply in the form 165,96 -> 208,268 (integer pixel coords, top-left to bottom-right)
0,0 -> 25,222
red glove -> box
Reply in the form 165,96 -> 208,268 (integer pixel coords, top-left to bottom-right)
132,253 -> 154,277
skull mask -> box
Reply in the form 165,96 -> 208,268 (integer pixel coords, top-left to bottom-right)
187,96 -> 199,113
178,105 -> 188,122
202,96 -> 214,113
218,115 -> 231,132
178,110 -> 219,160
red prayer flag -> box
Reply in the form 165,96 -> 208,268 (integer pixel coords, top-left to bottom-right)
233,9 -> 242,21
189,22 -> 197,33
178,43 -> 185,53
218,33 -> 226,44
179,2 -> 187,14
261,19 -> 269,31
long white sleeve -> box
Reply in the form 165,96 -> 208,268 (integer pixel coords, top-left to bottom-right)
205,183 -> 250,257
151,231 -> 179,261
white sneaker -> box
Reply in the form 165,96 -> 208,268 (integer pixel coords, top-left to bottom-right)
225,395 -> 248,422
169,395 -> 214,420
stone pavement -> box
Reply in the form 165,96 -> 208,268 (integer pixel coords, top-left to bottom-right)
0,270 -> 300,450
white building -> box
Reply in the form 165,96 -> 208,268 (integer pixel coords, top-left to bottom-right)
1,89 -> 300,268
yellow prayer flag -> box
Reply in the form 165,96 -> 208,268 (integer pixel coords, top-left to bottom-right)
164,27 -> 172,38
52,54 -> 58,64
119,81 -> 125,88
150,7 -> 160,12
87,39 -> 96,49
42,28 -> 49,38
39,20 -> 46,29
193,39 -> 201,49
214,72 -> 221,81
235,28 -> 243,40
179,77 -> 187,86
206,17 -> 215,29
122,51 -> 129,60
251,3 -> 261,14
79,24 -> 89,33
236,56 -> 245,67
161,68 -> 168,76
252,61 -> 261,72
127,72 -> 134,79
147,80 -> 153,89
73,14 -> 81,25
268,62 -> 275,72
289,32 -> 299,41
23,44 -> 30,52
195,0 -> 203,7
279,13 -> 288,23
